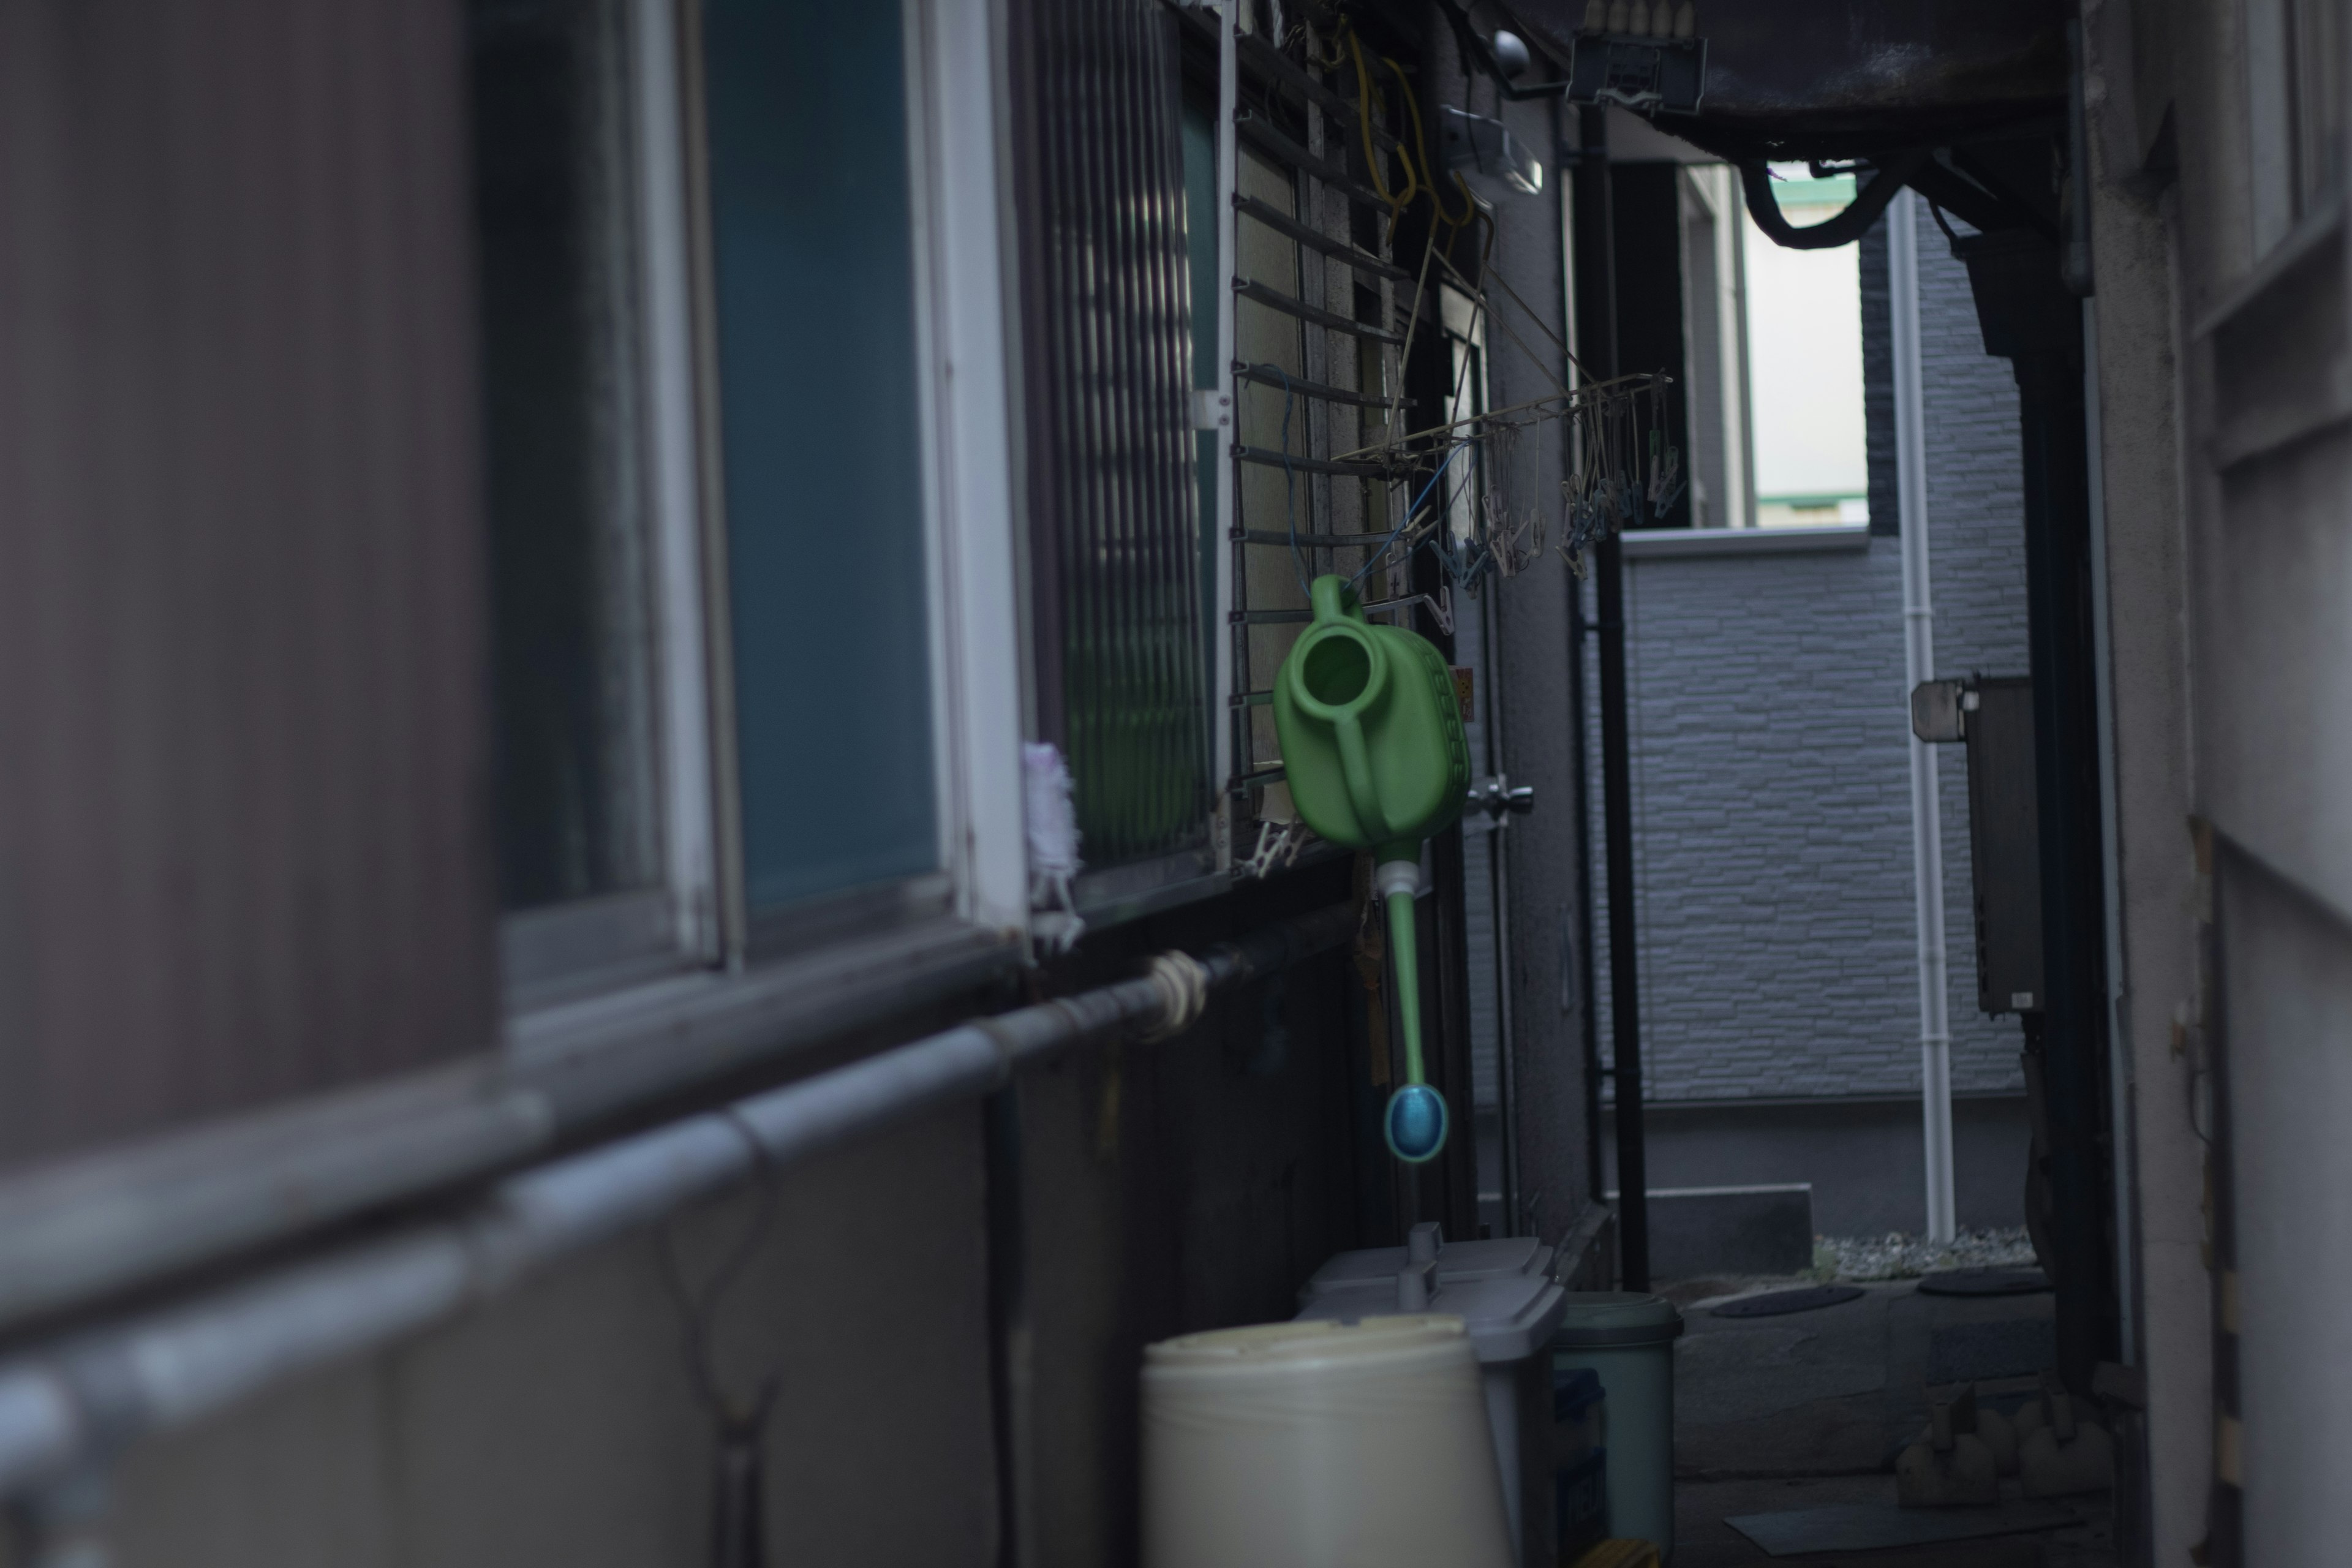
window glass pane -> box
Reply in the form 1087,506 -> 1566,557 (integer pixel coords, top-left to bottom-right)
1741,172 -> 1867,527
471,0 -> 663,911
1182,104 -> 1220,394
701,0 -> 937,912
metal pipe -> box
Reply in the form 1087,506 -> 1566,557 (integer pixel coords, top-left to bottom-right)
1209,0 -> 1239,841
1482,591 -> 1523,1235
1570,551 -> 1604,1215
1890,190 -> 1956,1243
0,905 -> 1355,1502
1575,105 -> 1651,1292
1953,225 -> 2109,1393
1562,97 -> 1607,1232
2081,297 -> 2136,1367
0,926 -> 1018,1344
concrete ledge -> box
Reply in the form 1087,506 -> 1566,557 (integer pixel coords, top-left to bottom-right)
1621,522 -> 1871,559
1605,1183 -> 1815,1280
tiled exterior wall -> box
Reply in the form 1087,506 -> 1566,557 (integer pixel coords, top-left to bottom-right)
1583,204 -> 2032,1102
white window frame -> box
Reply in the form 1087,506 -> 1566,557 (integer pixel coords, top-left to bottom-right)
906,0 -> 1030,940
635,0 -> 725,970
496,0 -> 725,1008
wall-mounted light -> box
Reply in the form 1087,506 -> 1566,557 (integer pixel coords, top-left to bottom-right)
1441,105 -> 1544,197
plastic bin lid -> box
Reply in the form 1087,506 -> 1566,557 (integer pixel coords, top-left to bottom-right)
1551,1291 -> 1684,1349
1299,1223 -> 1554,1303
1298,1273 -> 1566,1364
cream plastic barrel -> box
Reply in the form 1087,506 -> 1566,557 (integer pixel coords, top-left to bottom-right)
1141,1315 -> 1515,1568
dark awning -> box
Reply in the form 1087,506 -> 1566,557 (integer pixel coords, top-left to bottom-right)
1503,0 -> 2067,162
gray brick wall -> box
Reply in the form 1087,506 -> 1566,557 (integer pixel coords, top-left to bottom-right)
1580,201 -> 2030,1103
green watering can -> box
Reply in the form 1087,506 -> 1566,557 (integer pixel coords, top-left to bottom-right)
1272,575 -> 1471,1163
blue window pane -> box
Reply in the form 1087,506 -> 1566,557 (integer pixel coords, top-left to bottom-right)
1181,104 -> 1219,394
701,0 -> 937,911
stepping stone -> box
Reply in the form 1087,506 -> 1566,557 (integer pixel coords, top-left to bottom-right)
1726,1499 -> 2079,1556
1919,1267 -> 2050,1297
1710,1284 -> 1865,1319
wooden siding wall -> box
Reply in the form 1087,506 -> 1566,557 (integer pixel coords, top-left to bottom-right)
0,1 -> 496,1166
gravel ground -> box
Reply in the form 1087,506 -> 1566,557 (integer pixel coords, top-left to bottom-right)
1811,1226 -> 2040,1281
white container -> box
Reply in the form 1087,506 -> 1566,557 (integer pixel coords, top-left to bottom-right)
1141,1316 -> 1515,1568
1551,1292 -> 1684,1556
1295,1223 -> 1567,1566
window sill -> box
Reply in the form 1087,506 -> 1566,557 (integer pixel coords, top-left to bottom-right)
500,891 -> 687,1014
1621,522 -> 1871,559
0,915 -> 1022,1335
508,912 -> 1019,1122
1074,845 -> 1221,929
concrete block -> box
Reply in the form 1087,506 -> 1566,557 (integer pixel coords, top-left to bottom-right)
1607,1183 -> 1814,1280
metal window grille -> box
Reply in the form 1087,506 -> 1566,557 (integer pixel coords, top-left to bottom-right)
1008,0 -> 1213,871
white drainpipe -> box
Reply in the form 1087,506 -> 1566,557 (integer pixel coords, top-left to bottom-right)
1891,190 -> 1956,1243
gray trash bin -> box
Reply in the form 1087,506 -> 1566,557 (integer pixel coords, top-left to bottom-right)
1295,1223 -> 1565,1567
1552,1292 -> 1684,1557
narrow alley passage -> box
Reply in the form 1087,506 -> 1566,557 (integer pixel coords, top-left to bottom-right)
0,0 -> 2339,1562
1667,1272 -> 2119,1566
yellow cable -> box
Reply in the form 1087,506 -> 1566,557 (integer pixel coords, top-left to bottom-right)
1387,52 -> 1473,230
1347,28 -> 1416,236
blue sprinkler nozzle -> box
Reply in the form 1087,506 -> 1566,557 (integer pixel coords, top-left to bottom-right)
1384,1082 -> 1449,1164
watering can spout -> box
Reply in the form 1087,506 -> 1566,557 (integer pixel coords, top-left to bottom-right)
1308,573 -> 1359,624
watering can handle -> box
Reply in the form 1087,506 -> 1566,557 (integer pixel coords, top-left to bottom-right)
1334,711 -> 1389,842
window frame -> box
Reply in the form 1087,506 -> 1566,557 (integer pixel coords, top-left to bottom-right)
506,0 -> 1026,1016
2242,0 -> 2347,258
902,0 -> 1030,942
492,0 -> 723,1009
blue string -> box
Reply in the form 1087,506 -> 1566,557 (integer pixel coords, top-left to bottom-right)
1349,437 -> 1475,589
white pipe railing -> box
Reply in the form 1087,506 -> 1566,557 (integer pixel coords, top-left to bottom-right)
1891,190 -> 1956,1243
0,905 -> 1353,1512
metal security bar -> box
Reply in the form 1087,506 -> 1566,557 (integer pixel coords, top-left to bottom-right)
1235,110 -> 1389,208
1235,359 -> 1406,407
1232,195 -> 1412,281
1236,31 -> 1400,149
1233,445 -> 1390,477
1234,277 -> 1406,342
1214,9 -> 1412,857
